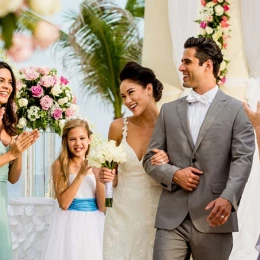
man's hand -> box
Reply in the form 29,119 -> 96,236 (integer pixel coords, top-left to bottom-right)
173,167 -> 203,191
205,198 -> 232,227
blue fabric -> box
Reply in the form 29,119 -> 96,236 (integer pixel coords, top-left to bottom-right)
68,198 -> 97,212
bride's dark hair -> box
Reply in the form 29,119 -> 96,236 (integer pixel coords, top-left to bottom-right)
119,62 -> 163,102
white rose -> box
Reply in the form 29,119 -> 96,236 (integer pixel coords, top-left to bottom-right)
18,98 -> 28,107
17,117 -> 27,128
29,0 -> 61,16
200,28 -> 206,36
205,26 -> 213,35
206,2 -> 216,8
214,5 -> 224,16
51,85 -> 62,96
7,0 -> 23,13
220,61 -> 226,71
218,0 -> 224,2
58,97 -> 69,106
0,0 -> 10,17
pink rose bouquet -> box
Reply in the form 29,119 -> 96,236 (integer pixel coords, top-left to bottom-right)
16,66 -> 79,135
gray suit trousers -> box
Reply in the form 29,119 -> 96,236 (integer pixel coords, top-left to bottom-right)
153,215 -> 233,260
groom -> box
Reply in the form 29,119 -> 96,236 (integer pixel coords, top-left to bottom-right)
143,36 -> 255,260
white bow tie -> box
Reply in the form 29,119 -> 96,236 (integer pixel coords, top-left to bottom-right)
186,91 -> 209,104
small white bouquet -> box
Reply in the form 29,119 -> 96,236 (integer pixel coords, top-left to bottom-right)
88,139 -> 126,207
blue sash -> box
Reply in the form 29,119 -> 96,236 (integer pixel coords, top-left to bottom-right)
68,198 -> 98,212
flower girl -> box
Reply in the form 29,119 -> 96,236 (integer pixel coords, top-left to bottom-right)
41,118 -> 105,260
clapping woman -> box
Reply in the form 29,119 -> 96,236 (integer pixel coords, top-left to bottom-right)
0,61 -> 39,260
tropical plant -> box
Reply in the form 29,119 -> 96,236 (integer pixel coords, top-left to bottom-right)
54,0 -> 143,119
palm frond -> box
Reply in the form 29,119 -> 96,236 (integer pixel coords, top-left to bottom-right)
54,0 -> 142,118
125,0 -> 145,19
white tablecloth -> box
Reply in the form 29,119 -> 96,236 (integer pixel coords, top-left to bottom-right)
8,197 -> 57,260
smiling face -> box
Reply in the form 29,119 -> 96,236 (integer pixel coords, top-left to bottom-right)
67,126 -> 91,158
179,47 -> 208,90
120,79 -> 153,116
0,68 -> 13,106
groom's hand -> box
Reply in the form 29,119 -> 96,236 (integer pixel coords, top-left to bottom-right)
205,198 -> 232,227
173,167 -> 203,191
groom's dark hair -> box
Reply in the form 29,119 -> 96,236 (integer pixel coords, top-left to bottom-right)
184,36 -> 223,79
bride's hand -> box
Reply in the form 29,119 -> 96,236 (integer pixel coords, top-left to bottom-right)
99,167 -> 116,184
151,149 -> 169,165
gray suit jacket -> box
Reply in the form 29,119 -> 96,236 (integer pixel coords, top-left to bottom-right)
143,90 -> 255,233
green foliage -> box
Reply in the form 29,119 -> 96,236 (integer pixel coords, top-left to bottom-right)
54,0 -> 143,119
0,13 -> 19,48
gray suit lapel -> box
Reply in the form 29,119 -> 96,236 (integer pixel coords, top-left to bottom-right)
193,89 -> 227,154
177,99 -> 194,149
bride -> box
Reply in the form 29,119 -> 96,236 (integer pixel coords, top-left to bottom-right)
99,61 -> 168,260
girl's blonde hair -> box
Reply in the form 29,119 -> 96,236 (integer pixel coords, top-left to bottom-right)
54,118 -> 92,195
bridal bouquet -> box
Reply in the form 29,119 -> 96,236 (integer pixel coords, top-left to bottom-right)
88,139 -> 126,207
16,66 -> 79,135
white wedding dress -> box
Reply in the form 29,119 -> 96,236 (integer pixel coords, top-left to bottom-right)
41,173 -> 105,260
103,117 -> 162,260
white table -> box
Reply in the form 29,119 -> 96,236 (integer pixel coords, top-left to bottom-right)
8,197 -> 57,260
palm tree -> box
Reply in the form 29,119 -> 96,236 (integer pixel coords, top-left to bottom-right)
54,0 -> 143,119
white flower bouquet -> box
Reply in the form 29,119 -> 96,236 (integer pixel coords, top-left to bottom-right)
16,66 -> 79,135
88,139 -> 126,207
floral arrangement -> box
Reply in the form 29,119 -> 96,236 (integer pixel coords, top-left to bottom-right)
88,139 -> 126,207
0,0 -> 61,50
16,66 -> 79,136
196,0 -> 231,86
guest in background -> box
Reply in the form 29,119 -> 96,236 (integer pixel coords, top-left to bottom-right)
243,101 -> 260,259
0,61 -> 39,260
99,62 -> 168,260
243,101 -> 260,155
41,118 -> 105,260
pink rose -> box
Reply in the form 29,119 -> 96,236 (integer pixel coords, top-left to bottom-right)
221,77 -> 226,84
220,20 -> 229,28
65,108 -> 75,118
20,67 -> 39,80
223,5 -> 230,12
200,21 -> 207,29
201,0 -> 206,6
39,75 -> 55,88
16,80 -> 23,91
7,34 -> 34,62
71,96 -> 77,104
52,108 -> 63,120
40,95 -> 53,110
31,85 -> 43,98
60,76 -> 69,85
207,16 -> 213,22
37,67 -> 50,75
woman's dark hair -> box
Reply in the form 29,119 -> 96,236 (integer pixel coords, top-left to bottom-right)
184,36 -> 223,79
119,62 -> 163,102
0,61 -> 17,136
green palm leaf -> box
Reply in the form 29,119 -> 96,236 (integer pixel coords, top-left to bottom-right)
54,0 -> 142,118
125,0 -> 145,18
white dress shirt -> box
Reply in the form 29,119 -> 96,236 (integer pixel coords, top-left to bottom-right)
186,86 -> 218,144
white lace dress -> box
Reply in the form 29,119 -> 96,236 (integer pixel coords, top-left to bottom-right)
41,173 -> 105,260
103,118 -> 162,260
